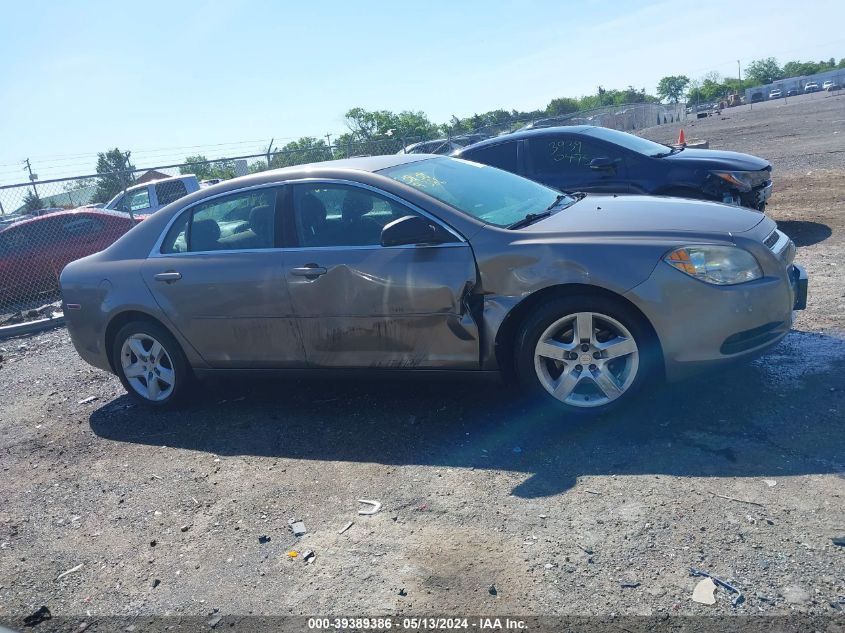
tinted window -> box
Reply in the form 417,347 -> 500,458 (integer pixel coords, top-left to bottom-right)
464,141 -> 517,172
155,180 -> 189,206
583,127 -> 671,157
61,216 -> 104,236
292,184 -> 425,248
382,157 -> 564,227
530,136 -> 622,174
0,225 -> 35,254
160,189 -> 277,254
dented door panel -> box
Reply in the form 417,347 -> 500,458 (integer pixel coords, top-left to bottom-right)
286,244 -> 479,368
141,252 -> 306,368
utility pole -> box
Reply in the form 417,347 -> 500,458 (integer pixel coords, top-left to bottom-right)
266,138 -> 274,169
24,158 -> 39,198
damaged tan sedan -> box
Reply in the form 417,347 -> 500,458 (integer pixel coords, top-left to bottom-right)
60,155 -> 807,414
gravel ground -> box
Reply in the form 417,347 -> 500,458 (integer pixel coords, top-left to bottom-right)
1,95 -> 844,628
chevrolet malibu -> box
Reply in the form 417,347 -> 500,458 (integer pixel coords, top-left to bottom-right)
60,155 -> 807,414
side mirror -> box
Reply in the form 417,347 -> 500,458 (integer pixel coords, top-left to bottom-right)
589,157 -> 618,171
381,215 -> 442,247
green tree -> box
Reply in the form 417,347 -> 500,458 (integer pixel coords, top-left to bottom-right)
745,57 -> 783,86
545,97 -> 580,116
93,148 -> 134,203
270,137 -> 333,168
23,189 -> 43,213
180,155 -> 236,181
656,75 -> 690,103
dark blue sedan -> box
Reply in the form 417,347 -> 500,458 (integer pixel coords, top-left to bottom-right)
453,126 -> 773,210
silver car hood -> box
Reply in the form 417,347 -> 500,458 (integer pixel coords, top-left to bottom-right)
526,194 -> 766,236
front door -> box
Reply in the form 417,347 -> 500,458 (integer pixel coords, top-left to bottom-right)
141,186 -> 306,368
526,134 -> 631,193
285,182 -> 479,369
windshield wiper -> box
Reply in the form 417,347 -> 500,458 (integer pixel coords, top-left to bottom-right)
507,211 -> 551,230
545,193 -> 568,211
654,146 -> 683,158
507,193 -> 584,230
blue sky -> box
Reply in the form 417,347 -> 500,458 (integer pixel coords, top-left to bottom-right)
1,0 -> 843,184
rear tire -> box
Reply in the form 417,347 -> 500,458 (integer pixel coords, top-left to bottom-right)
111,320 -> 191,408
514,295 -> 659,415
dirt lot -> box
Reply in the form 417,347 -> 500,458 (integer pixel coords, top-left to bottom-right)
1,94 -> 844,628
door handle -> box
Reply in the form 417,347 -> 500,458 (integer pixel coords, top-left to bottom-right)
154,271 -> 182,282
290,266 -> 327,278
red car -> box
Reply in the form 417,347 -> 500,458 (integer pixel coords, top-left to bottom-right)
0,209 -> 136,307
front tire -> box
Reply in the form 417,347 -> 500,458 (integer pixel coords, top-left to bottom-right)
514,295 -> 658,415
112,320 -> 190,407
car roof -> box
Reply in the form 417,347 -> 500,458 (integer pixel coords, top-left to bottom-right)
194,153 -> 434,195
0,208 -> 128,232
454,125 -> 596,152
124,174 -> 195,192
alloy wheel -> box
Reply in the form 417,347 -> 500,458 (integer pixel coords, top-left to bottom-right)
120,333 -> 176,402
533,311 -> 639,408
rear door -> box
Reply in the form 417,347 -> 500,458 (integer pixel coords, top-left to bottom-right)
461,140 -> 524,175
140,185 -> 306,368
284,181 -> 479,368
525,133 -> 631,193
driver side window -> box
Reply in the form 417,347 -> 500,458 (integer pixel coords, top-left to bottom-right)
292,184 -> 425,248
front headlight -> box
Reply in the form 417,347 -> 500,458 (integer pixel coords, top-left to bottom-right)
664,245 -> 763,285
710,170 -> 755,192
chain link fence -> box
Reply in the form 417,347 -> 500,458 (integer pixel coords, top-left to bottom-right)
0,106 -> 687,327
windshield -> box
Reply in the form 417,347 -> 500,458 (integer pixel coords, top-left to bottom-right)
380,157 -> 565,227
583,126 -> 674,157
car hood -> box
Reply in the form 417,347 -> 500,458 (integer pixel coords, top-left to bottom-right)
662,148 -> 770,171
524,194 -> 766,236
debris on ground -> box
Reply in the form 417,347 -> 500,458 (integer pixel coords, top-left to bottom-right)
286,551 -> 298,558
832,536 -> 845,547
692,577 -> 717,605
690,567 -> 744,606
77,396 -> 98,405
23,606 -> 51,626
258,535 -> 271,544
709,492 -> 765,507
152,578 -> 160,588
338,521 -> 354,535
289,519 -> 306,537
398,588 -> 407,597
357,499 -> 381,515
488,584 -> 497,596
180,524 -> 191,533
620,581 -> 640,588
56,563 -> 83,581
302,550 -> 316,564
763,479 -> 777,487
207,614 -> 223,628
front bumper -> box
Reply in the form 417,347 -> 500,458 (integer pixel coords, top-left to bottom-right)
625,261 -> 805,382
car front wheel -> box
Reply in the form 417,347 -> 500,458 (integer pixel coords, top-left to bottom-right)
515,296 -> 657,414
112,320 -> 189,407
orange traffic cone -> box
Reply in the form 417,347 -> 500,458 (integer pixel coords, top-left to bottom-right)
678,129 -> 686,145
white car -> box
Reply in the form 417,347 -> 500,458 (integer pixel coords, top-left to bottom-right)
823,80 -> 835,90
104,175 -> 200,217
769,89 -> 782,99
805,82 -> 820,93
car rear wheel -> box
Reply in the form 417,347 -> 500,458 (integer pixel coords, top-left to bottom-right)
112,320 -> 190,407
515,296 -> 658,415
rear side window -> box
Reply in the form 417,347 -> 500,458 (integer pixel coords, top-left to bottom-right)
530,136 -> 621,175
62,216 -> 104,236
160,189 -> 277,254
156,180 -> 189,206
463,141 -> 518,172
